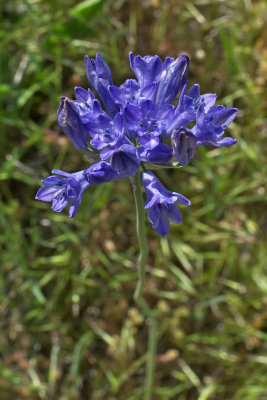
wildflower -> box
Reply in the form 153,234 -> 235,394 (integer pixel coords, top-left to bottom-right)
111,144 -> 140,176
129,53 -> 174,89
137,144 -> 172,164
57,97 -> 88,150
155,54 -> 189,105
193,103 -> 238,147
171,127 -> 197,166
142,172 -> 190,236
36,169 -> 89,217
86,161 -> 123,184
37,52 -> 237,234
85,53 -> 118,116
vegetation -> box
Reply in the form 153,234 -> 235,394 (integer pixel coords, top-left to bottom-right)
0,0 -> 266,399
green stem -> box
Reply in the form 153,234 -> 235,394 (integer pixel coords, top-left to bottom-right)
145,316 -> 157,399
132,170 -> 157,400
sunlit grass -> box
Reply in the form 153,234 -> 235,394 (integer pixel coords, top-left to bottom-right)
0,0 -> 266,399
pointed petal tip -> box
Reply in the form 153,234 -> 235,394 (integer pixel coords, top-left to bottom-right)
180,53 -> 189,60
69,209 -> 76,218
60,95 -> 68,102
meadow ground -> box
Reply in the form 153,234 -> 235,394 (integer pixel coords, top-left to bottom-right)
0,0 -> 267,399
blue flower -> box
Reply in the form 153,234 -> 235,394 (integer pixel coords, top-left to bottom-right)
84,53 -> 113,90
109,79 -> 142,108
89,113 -> 126,154
84,53 -> 118,116
38,51 -> 238,232
155,54 -> 189,105
138,144 -> 172,164
165,83 -> 217,136
57,97 -> 88,150
111,144 -> 140,176
36,169 -> 89,217
129,53 -> 174,89
86,161 -> 122,184
193,103 -> 238,147
74,87 -> 104,121
142,171 -> 190,236
123,100 -> 174,146
129,53 -> 189,107
171,127 -> 197,166
186,84 -> 217,114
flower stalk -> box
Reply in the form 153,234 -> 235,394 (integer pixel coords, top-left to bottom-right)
35,50 -> 238,399
132,170 -> 157,400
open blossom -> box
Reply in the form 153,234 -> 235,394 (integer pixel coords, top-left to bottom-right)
142,171 -> 190,236
36,169 -> 90,217
36,52 -> 237,234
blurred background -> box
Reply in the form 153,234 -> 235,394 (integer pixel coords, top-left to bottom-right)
0,0 -> 267,399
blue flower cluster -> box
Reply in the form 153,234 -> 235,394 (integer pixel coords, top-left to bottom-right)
36,53 -> 237,235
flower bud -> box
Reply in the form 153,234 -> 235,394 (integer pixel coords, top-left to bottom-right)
155,54 -> 189,105
57,97 -> 88,150
171,127 -> 196,166
111,144 -> 140,176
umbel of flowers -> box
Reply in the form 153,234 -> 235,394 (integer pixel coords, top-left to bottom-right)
36,53 -> 237,235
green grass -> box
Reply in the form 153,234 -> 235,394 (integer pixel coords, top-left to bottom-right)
0,0 -> 267,399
